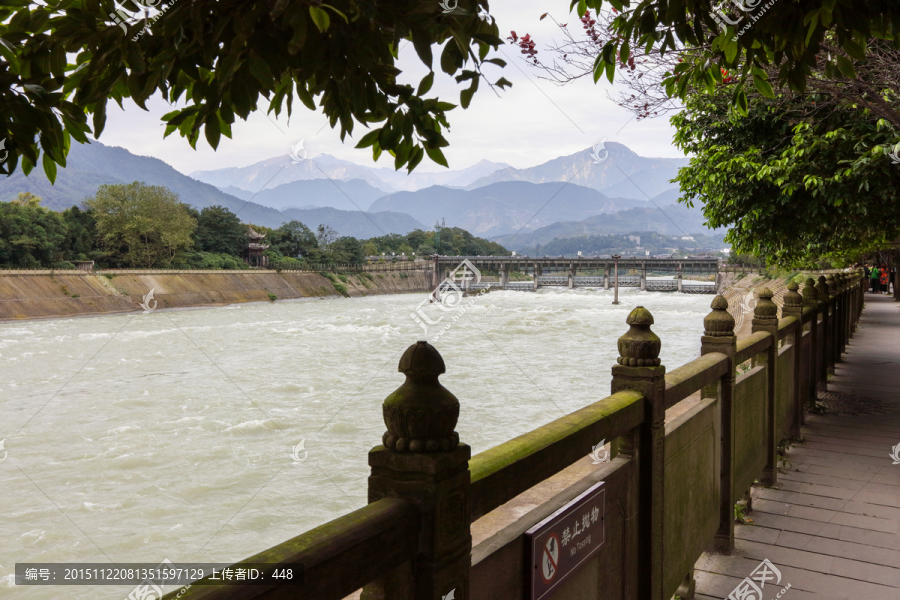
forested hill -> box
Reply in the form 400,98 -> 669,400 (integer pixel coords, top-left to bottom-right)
0,141 -> 287,227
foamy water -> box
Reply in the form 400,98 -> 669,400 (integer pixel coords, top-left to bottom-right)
0,288 -> 710,598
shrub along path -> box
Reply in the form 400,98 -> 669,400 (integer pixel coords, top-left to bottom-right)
695,293 -> 900,599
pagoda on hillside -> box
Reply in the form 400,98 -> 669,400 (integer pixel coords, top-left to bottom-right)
243,226 -> 270,268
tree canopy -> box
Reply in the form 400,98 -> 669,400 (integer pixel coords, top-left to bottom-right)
195,205 -> 247,255
577,0 -> 900,123
672,87 -> 900,266
85,182 -> 196,267
0,0 -> 509,181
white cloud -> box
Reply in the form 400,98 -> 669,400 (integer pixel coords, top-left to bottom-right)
96,1 -> 682,176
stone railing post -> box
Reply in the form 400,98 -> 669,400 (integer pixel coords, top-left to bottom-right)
802,278 -> 820,406
751,288 -> 779,486
364,341 -> 470,600
782,282 -> 803,437
701,296 -> 737,554
611,307 -> 665,600
817,276 -> 832,377
835,274 -> 847,356
826,274 -> 838,365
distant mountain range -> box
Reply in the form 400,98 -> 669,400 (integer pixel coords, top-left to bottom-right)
223,178 -> 386,211
369,181 -> 661,237
0,142 -> 420,235
465,142 -> 687,201
0,139 -> 721,247
497,202 -> 720,251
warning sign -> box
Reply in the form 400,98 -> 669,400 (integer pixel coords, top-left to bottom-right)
541,534 -> 560,583
526,481 -> 605,600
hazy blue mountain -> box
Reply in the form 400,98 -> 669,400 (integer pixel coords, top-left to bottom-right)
368,181 -> 650,236
279,207 -> 425,238
191,152 -> 510,194
466,142 -> 687,201
0,141 -> 288,228
190,153 -> 396,193
495,200 -> 720,250
231,178 -> 386,212
369,158 -> 513,191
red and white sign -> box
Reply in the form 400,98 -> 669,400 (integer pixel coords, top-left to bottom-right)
526,481 -> 606,600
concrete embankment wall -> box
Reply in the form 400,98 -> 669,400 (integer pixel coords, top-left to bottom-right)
0,270 -> 430,321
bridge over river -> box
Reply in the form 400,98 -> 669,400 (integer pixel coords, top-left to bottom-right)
432,256 -> 720,293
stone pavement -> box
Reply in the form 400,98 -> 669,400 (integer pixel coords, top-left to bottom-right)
695,293 -> 900,600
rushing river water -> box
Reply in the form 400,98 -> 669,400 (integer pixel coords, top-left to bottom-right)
1,287 -> 710,598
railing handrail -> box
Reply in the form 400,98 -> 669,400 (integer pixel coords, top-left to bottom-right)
664,352 -> 729,409
468,390 -> 643,522
735,330 -> 772,363
164,498 -> 417,600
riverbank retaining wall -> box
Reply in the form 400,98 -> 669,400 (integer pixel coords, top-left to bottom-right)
0,270 -> 430,321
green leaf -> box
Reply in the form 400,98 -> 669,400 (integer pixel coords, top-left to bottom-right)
42,152 -> 57,184
425,146 -> 449,167
204,116 -> 221,148
753,74 -> 775,99
417,71 -> 434,96
355,129 -> 380,149
724,37 -> 738,63
309,6 -> 330,33
835,55 -> 856,79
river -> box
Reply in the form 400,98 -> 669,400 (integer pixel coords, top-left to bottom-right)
1,287 -> 711,598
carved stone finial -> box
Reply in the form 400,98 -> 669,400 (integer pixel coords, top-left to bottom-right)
783,281 -> 802,310
802,278 -> 818,307
704,295 -> 735,337
825,274 -> 837,295
382,341 -> 460,453
816,275 -> 829,298
617,306 -> 661,366
753,288 -> 778,321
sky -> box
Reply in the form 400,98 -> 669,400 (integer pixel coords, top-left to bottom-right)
97,1 -> 684,176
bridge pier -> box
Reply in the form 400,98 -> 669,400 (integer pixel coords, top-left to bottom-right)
568,263 -> 575,289
677,274 -> 683,293
499,265 -> 509,288
604,267 -> 610,290
640,264 -> 646,291
533,264 -> 541,291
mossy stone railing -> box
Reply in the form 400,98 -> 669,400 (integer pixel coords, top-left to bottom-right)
164,271 -> 865,600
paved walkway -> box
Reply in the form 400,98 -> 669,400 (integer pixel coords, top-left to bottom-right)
695,294 -> 900,599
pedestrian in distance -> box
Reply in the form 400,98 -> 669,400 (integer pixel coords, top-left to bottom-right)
870,263 -> 880,293
881,263 -> 890,294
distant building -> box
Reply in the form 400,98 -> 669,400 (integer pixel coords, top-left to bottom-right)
243,226 -> 270,268
681,236 -> 695,241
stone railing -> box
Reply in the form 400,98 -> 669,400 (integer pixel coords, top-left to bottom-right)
163,271 -> 864,600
